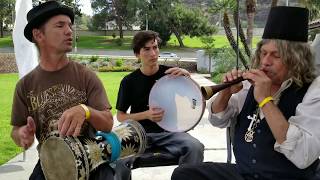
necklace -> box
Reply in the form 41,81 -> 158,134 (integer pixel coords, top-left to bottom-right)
244,108 -> 261,143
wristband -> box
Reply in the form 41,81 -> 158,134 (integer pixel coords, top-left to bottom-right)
80,104 -> 90,120
258,96 -> 273,108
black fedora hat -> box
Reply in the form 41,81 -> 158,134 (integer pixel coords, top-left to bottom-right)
262,6 -> 309,42
24,1 -> 74,42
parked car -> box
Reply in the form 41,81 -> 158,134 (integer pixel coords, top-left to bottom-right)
158,52 -> 178,58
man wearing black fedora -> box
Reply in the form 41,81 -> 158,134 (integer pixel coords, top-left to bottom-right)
10,1 -> 114,180
172,6 -> 320,180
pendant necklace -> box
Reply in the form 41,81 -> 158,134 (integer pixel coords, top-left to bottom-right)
244,107 -> 261,143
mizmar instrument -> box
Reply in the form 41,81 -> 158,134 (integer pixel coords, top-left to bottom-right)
201,77 -> 245,100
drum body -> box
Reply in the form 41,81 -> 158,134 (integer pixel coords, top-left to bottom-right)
40,120 -> 146,180
111,120 -> 147,158
149,75 -> 205,132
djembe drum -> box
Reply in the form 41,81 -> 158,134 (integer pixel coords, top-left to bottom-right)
39,120 -> 147,180
149,75 -> 205,132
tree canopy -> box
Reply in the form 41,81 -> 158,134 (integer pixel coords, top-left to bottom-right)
139,0 -> 216,47
91,0 -> 139,38
0,0 -> 14,37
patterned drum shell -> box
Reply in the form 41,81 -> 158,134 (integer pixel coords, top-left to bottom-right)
112,120 -> 147,158
40,120 -> 147,180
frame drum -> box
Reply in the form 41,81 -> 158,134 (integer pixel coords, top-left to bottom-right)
149,75 -> 205,132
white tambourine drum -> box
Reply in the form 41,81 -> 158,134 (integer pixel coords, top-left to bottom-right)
149,75 -> 205,132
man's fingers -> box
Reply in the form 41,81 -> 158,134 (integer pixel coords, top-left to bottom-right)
73,124 -> 82,137
165,67 -> 177,74
66,120 -> 77,136
27,117 -> 36,133
58,113 -> 66,132
59,118 -> 71,136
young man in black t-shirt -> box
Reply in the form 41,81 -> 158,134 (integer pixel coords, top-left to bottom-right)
115,30 -> 204,179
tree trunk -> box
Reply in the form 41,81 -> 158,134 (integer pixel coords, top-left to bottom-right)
246,0 -> 256,51
223,12 -> 249,69
118,19 -> 123,39
0,20 -> 3,38
233,11 -> 251,58
111,0 -> 123,39
172,26 -> 184,47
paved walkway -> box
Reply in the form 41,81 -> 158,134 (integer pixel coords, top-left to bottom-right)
0,47 -> 197,59
0,73 -> 234,180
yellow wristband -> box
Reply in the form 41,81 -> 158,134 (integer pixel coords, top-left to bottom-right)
80,104 -> 90,120
258,96 -> 273,108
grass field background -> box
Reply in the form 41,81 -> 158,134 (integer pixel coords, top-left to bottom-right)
0,35 -> 260,50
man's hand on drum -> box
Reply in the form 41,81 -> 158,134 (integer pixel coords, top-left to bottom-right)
165,67 -> 190,77
146,107 -> 164,122
18,116 -> 36,149
221,69 -> 244,95
58,105 -> 87,137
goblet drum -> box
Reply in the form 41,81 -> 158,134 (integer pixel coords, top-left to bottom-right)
39,120 -> 147,180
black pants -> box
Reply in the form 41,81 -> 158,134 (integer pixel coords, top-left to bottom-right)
30,160 -> 114,180
171,162 -> 245,180
172,162 -> 320,180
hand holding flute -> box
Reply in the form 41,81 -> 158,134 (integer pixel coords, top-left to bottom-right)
201,68 -> 273,109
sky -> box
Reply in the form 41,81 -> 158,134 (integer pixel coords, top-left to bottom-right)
79,0 -> 93,16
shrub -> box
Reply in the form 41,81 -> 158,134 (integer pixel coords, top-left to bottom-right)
103,57 -> 111,62
115,58 -> 124,67
98,65 -> 135,72
90,55 -> 99,63
114,38 -> 123,46
112,33 -> 116,39
79,60 -> 90,66
90,62 -> 100,68
210,47 -> 241,83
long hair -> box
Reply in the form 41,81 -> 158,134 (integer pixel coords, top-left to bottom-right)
252,39 -> 316,87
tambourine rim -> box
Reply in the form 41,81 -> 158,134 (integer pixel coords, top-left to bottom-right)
149,75 -> 206,132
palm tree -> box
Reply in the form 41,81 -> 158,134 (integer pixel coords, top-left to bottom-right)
233,9 -> 251,58
210,0 -> 249,69
224,11 -> 249,69
245,0 -> 256,50
299,0 -> 320,21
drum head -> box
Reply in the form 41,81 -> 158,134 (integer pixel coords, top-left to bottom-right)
40,136 -> 78,180
149,75 -> 205,132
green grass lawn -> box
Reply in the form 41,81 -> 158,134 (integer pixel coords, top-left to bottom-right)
0,72 -> 129,165
0,73 -> 21,165
0,34 -> 260,50
0,36 -> 14,48
97,72 -> 129,113
167,35 -> 261,48
76,36 -> 132,50
78,35 -> 260,50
